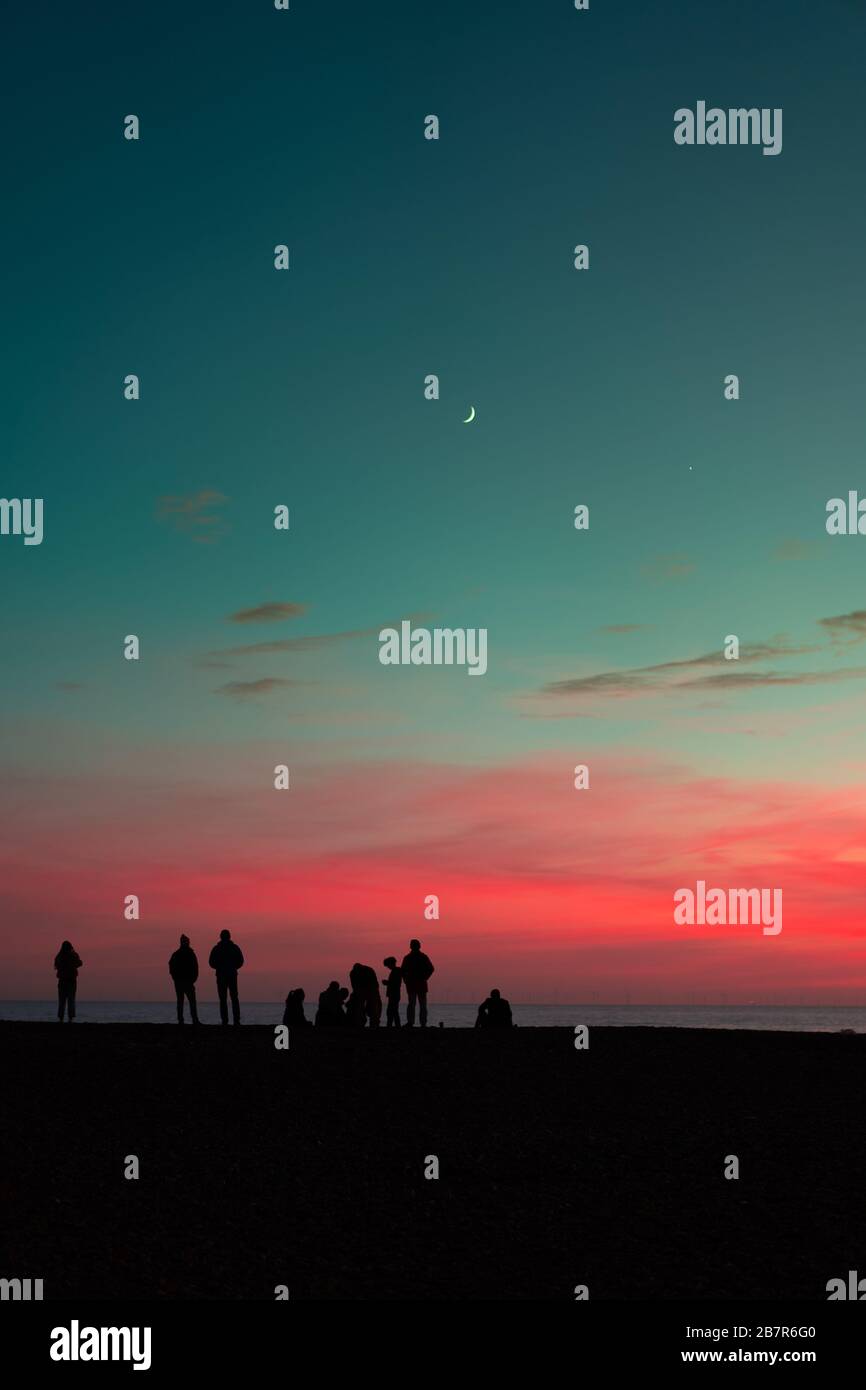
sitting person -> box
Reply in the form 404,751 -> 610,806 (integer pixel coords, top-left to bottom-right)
315,981 -> 346,1027
283,987 -> 311,1027
475,988 -> 513,1029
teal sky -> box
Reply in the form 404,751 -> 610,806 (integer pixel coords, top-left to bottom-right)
4,1 -> 866,1000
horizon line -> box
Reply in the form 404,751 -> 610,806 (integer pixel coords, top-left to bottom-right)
1,999 -> 860,1009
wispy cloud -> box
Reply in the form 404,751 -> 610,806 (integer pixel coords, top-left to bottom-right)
526,608 -> 866,714
205,626 -> 385,661
597,624 -> 650,634
228,602 -> 307,624
214,678 -> 314,700
6,747 -> 866,999
539,638 -> 819,700
772,539 -> 820,562
818,609 -> 866,644
156,490 -> 229,543
640,553 -> 695,583
201,612 -> 436,665
683,666 -> 866,690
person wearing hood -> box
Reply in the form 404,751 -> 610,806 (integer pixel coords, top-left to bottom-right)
283,988 -> 311,1028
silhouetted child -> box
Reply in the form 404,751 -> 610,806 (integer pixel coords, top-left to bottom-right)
283,988 -> 310,1027
382,956 -> 402,1028
54,941 -> 82,1022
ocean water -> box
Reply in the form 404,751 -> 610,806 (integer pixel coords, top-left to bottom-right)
1,1000 -> 863,1031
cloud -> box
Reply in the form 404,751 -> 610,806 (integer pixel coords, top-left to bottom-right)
6,747 -> 866,999
683,666 -> 866,691
640,554 -> 695,583
228,602 -> 308,624
818,609 -> 866,644
202,612 -> 437,663
214,678 -> 312,700
597,624 -> 649,634
206,627 -> 384,661
539,638 -> 820,700
772,539 -> 820,562
156,490 -> 229,543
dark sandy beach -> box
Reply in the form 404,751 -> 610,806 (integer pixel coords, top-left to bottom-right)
3,1023 -> 864,1301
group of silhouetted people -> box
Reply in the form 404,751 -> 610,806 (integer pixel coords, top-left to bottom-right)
168,929 -> 244,1025
54,929 -> 245,1027
54,931 -> 514,1029
289,939 -> 436,1028
292,939 -> 436,1029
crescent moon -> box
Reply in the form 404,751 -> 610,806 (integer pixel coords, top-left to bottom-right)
463,406 -> 476,423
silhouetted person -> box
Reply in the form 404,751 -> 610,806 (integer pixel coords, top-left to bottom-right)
54,941 -> 82,1022
283,988 -> 310,1027
315,981 -> 346,1027
345,991 -> 366,1027
475,988 -> 513,1029
208,929 -> 244,1026
400,939 -> 435,1028
349,962 -> 382,1027
382,956 -> 402,1028
168,934 -> 200,1025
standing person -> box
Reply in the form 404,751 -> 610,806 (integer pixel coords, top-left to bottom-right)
400,938 -> 434,1028
349,962 -> 382,1027
208,929 -> 244,1026
382,956 -> 402,1028
168,934 -> 200,1025
54,941 -> 82,1022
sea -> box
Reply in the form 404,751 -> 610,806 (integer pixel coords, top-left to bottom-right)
1,1001 -> 863,1031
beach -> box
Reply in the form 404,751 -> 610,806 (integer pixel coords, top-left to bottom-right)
3,1023 -> 865,1301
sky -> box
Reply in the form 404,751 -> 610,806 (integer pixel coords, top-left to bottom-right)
3,0 -> 866,1002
